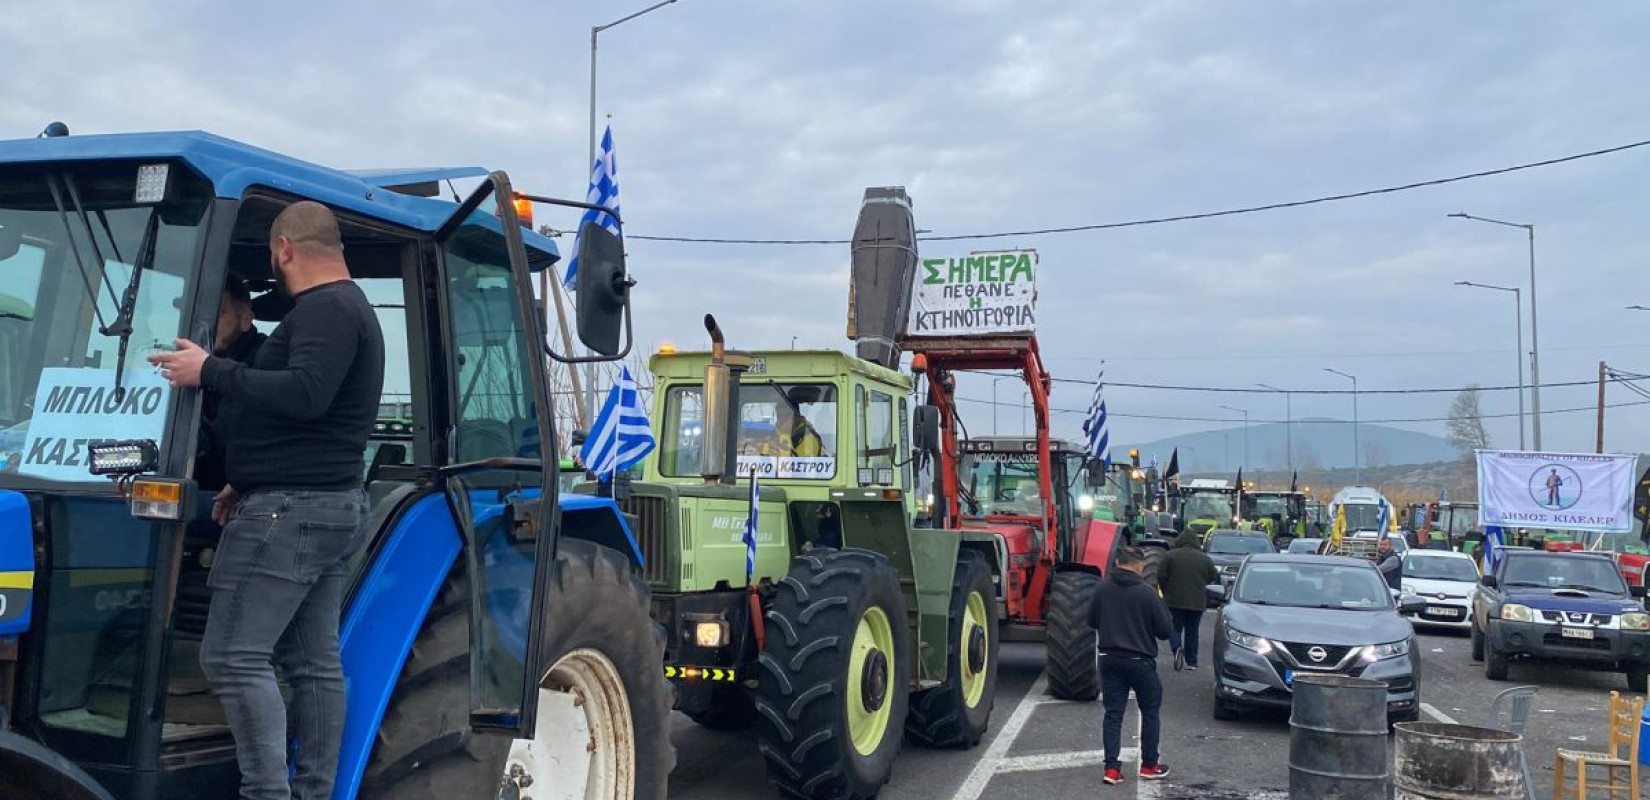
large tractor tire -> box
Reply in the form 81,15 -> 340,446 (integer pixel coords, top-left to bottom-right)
1140,543 -> 1167,591
1045,570 -> 1102,702
906,550 -> 999,749
753,548 -> 911,800
362,539 -> 674,800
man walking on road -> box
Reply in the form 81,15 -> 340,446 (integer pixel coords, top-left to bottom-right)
1158,530 -> 1219,671
150,201 -> 385,800
1090,547 -> 1173,786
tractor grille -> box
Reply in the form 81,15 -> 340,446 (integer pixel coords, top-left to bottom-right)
619,494 -> 670,585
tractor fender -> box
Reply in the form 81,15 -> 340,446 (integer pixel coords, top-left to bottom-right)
0,728 -> 114,800
1071,518 -> 1123,574
560,494 -> 644,570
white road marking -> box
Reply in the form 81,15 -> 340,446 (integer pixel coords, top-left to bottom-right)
953,673 -> 1051,800
1420,702 -> 1459,724
994,749 -> 1122,774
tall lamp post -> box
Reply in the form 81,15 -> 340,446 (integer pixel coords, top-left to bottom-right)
584,0 -> 685,423
991,376 -> 1011,434
1257,383 -> 1291,472
1324,368 -> 1360,485
1219,405 -> 1249,471
1455,280 -> 1526,449
1450,213 -> 1541,450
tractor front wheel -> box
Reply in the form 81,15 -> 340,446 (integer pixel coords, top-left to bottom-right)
363,539 -> 673,800
1045,570 -> 1102,702
906,550 -> 999,748
753,548 -> 911,800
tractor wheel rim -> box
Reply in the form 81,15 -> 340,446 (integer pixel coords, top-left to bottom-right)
961,589 -> 989,707
504,648 -> 636,800
848,606 -> 896,756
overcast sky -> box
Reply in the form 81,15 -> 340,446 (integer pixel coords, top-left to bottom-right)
7,2 -> 1649,458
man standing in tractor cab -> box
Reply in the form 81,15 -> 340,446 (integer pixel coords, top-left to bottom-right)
195,275 -> 267,491
1090,547 -> 1173,786
1157,530 -> 1219,671
150,201 -> 384,800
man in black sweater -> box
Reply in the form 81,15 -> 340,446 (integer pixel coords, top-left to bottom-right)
150,201 -> 384,800
1089,547 -> 1174,785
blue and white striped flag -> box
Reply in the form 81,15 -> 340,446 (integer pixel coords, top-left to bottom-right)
563,124 -> 622,292
578,366 -> 654,479
1081,371 -> 1110,469
1482,525 -> 1507,574
742,468 -> 760,585
1376,498 -> 1392,542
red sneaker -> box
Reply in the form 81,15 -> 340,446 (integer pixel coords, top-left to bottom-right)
1102,767 -> 1124,785
1140,763 -> 1171,780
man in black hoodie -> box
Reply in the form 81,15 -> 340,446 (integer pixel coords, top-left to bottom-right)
1089,547 -> 1174,785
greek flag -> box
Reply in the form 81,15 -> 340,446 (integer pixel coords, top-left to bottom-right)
1081,372 -> 1110,468
1376,498 -> 1393,542
563,124 -> 622,292
578,366 -> 654,479
742,469 -> 760,585
1483,525 -> 1507,574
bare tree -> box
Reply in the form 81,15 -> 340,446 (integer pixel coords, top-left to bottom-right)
1363,440 -> 1389,470
1446,386 -> 1491,455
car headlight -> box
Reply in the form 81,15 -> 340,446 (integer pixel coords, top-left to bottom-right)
1361,639 -> 1411,662
1623,612 -> 1650,631
1225,627 -> 1273,655
1498,603 -> 1534,623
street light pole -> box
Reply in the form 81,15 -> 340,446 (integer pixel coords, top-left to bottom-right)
585,0 -> 683,425
991,376 -> 1010,434
1220,405 -> 1249,470
1450,213 -> 1541,450
1455,280 -> 1525,449
1257,383 -> 1290,472
1324,368 -> 1359,485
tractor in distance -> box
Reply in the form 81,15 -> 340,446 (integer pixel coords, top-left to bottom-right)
1241,488 -> 1307,542
1169,478 -> 1241,539
0,127 -> 672,800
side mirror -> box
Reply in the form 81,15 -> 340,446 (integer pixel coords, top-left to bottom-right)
1085,458 -> 1106,489
1632,585 -> 1647,599
574,220 -> 629,356
1204,584 -> 1228,605
913,405 -> 941,457
1480,574 -> 1498,588
0,224 -> 19,261
1398,595 -> 1427,615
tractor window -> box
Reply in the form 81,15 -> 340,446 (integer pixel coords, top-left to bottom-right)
659,383 -> 838,479
854,386 -> 894,481
961,453 -> 1042,517
446,233 -> 538,462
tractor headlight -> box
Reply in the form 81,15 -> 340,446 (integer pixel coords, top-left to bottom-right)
693,620 -> 730,648
1225,627 -> 1272,655
1622,612 -> 1650,631
1360,639 -> 1411,662
1498,603 -> 1534,623
1079,495 -> 1095,512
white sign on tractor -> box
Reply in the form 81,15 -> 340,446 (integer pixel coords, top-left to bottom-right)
906,250 -> 1037,337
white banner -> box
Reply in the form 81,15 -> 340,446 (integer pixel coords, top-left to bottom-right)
906,250 -> 1037,337
1477,449 -> 1638,533
17,368 -> 171,481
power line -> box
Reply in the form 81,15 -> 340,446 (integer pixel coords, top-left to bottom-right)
626,137 -> 1650,245
957,367 -> 1610,395
954,395 -> 1650,425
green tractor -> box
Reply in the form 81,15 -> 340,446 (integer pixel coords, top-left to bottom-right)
1169,479 -> 1239,539
619,325 -> 996,800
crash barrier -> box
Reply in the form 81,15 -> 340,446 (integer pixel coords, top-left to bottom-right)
1392,722 -> 1524,799
1288,674 -> 1390,800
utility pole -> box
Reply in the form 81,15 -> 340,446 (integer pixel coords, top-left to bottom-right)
1597,361 -> 1607,454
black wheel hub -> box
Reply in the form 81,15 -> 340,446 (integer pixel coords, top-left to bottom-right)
861,649 -> 889,712
966,625 -> 987,673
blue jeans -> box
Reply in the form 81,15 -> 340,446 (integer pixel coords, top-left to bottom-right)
199,489 -> 369,800
1101,655 -> 1162,770
1168,608 -> 1204,666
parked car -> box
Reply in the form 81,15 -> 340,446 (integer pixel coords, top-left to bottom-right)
1208,554 -> 1424,724
1471,550 -> 1650,690
1205,530 -> 1276,592
1401,550 -> 1480,631
1285,538 -> 1325,555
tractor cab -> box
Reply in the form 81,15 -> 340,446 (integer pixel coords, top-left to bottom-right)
1242,490 -> 1306,539
1172,479 -> 1240,538
958,436 -> 1097,560
0,129 -> 660,800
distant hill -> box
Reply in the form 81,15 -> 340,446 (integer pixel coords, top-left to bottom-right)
1120,417 -> 1458,473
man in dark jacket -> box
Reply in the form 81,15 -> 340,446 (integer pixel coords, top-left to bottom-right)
1376,536 -> 1403,590
1089,547 -> 1173,785
1157,530 -> 1219,671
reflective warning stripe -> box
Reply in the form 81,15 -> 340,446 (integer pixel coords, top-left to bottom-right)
663,665 -> 738,682
0,570 -> 32,589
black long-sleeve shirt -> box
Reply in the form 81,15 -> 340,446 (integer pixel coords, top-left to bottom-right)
201,280 -> 384,492
1090,568 -> 1173,660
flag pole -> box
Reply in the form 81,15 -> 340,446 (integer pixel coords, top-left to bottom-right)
745,466 -> 767,652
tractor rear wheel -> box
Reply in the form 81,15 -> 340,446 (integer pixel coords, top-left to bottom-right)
753,548 -> 910,800
906,550 -> 999,748
362,539 -> 673,800
1045,570 -> 1102,702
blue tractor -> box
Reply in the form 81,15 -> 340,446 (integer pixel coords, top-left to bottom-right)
0,127 -> 673,799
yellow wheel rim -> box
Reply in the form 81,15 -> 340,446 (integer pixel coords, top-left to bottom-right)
847,606 -> 895,756
960,589 -> 989,707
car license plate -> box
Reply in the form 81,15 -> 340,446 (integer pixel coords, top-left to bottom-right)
1425,605 -> 1462,618
1283,669 -> 1294,686
1561,627 -> 1595,640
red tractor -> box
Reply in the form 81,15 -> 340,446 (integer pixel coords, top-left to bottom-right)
908,337 -> 1124,700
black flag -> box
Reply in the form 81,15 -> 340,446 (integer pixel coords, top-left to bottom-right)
1635,465 -> 1650,543
1290,471 -> 1299,493
1163,448 -> 1180,487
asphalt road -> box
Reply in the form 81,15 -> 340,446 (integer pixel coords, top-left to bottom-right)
668,619 -> 1647,799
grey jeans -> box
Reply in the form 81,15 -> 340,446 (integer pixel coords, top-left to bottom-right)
199,488 -> 369,800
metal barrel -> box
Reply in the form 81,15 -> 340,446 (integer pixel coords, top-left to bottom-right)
1393,722 -> 1524,799
1289,674 -> 1391,800
846,186 -> 917,370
